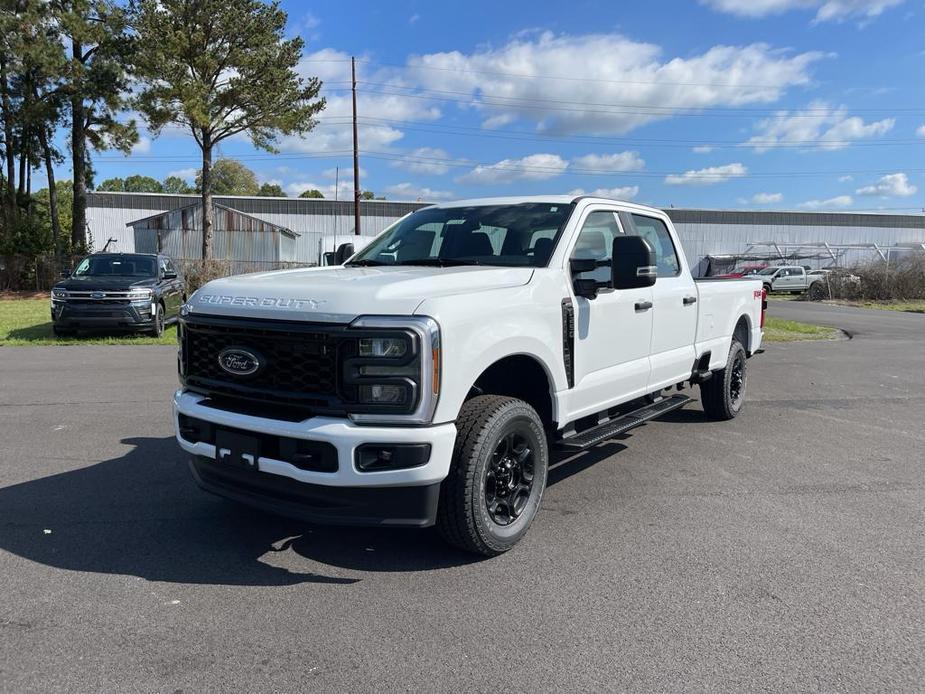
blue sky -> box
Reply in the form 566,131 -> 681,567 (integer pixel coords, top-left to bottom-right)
80,0 -> 925,211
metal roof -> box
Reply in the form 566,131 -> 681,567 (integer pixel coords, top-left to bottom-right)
125,200 -> 299,238
665,208 -> 925,229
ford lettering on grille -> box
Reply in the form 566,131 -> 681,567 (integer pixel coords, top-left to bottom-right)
217,348 -> 262,376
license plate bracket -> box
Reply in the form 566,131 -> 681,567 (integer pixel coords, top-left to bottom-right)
215,429 -> 261,472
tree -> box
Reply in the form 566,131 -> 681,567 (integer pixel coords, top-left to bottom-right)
299,188 -> 324,199
162,175 -> 193,194
133,0 -> 325,260
123,174 -> 162,193
97,177 -> 124,191
0,2 -> 68,255
360,190 -> 385,200
195,158 -> 259,196
257,182 -> 285,197
56,1 -> 138,252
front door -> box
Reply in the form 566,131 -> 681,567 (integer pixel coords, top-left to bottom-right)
622,212 -> 697,390
565,208 -> 653,420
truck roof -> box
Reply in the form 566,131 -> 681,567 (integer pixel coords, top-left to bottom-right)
426,195 -> 665,217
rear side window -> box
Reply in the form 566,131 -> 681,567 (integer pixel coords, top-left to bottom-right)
628,214 -> 681,277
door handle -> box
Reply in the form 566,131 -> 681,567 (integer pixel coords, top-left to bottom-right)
634,301 -> 653,312
683,296 -> 697,305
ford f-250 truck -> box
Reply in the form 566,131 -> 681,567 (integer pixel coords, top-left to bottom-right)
174,196 -> 765,556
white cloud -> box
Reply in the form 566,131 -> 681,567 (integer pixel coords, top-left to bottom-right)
856,172 -> 918,198
838,175 -> 854,182
131,136 -> 151,155
799,195 -> 853,209
407,32 -> 822,136
568,186 -> 640,200
281,49 -> 442,154
747,101 -> 894,151
701,0 -> 906,22
916,124 -> 925,138
283,179 -> 353,199
571,151 -> 645,172
384,182 -> 454,201
166,167 -> 198,181
390,147 -> 452,175
456,153 -> 569,184
409,13 -> 420,24
747,192 -> 784,204
692,145 -> 714,153
665,162 -> 747,186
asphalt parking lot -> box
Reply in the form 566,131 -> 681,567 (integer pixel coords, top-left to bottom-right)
1,302 -> 922,693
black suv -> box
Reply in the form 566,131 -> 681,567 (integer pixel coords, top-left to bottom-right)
51,253 -> 185,337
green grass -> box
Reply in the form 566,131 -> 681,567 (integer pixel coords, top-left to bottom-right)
848,300 -> 925,314
763,316 -> 840,343
0,298 -> 176,346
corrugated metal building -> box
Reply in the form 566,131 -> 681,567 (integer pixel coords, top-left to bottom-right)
129,201 -> 298,274
87,191 -> 924,274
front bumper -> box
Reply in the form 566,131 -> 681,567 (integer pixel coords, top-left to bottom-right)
173,389 -> 457,526
52,301 -> 156,330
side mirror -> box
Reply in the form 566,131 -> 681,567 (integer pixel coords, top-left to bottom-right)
60,269 -> 71,278
569,257 -> 603,300
611,236 -> 656,289
163,270 -> 177,280
334,243 -> 355,265
322,251 -> 337,266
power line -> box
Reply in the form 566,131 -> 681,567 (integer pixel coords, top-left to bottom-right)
354,81 -> 924,116
342,116 -> 924,150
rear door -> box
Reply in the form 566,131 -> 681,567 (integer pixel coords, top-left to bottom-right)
622,212 -> 697,390
566,207 -> 653,418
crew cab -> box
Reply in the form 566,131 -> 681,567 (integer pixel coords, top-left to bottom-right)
756,265 -> 821,294
51,253 -> 184,337
173,196 -> 765,556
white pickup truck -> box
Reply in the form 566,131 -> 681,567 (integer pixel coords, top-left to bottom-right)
174,196 -> 765,555
756,265 -> 822,294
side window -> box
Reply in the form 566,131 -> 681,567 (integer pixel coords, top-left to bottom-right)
159,257 -> 170,277
165,258 -> 178,275
571,210 -> 621,284
628,214 -> 681,277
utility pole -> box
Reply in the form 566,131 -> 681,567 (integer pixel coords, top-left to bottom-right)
351,56 -> 361,236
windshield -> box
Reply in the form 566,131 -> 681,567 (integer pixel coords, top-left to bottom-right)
74,255 -> 157,277
757,267 -> 779,276
348,203 -> 574,268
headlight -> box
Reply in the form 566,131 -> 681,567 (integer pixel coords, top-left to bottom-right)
344,316 -> 441,424
51,289 -> 68,299
128,288 -> 153,301
359,384 -> 409,405
359,336 -> 408,358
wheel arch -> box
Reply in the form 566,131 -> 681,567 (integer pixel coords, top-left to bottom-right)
733,313 -> 751,354
466,354 -> 556,430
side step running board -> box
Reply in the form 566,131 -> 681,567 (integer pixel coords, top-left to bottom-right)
556,394 -> 691,451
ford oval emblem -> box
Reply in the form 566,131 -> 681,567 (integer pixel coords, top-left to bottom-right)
217,348 -> 262,376
91,291 -> 105,299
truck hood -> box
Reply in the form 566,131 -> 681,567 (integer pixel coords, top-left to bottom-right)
188,265 -> 534,323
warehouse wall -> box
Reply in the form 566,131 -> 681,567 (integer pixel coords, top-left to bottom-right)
88,192 -> 924,272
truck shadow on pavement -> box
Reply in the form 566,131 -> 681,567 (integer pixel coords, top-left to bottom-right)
0,436 -> 481,585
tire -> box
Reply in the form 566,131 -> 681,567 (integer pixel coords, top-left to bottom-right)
808,282 -> 826,301
763,283 -> 772,295
437,395 -> 548,557
150,302 -> 165,337
700,340 -> 748,421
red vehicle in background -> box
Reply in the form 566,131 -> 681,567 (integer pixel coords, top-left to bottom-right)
712,264 -> 769,279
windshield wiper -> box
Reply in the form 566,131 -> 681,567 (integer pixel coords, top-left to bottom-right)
396,257 -> 481,267
346,259 -> 389,267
